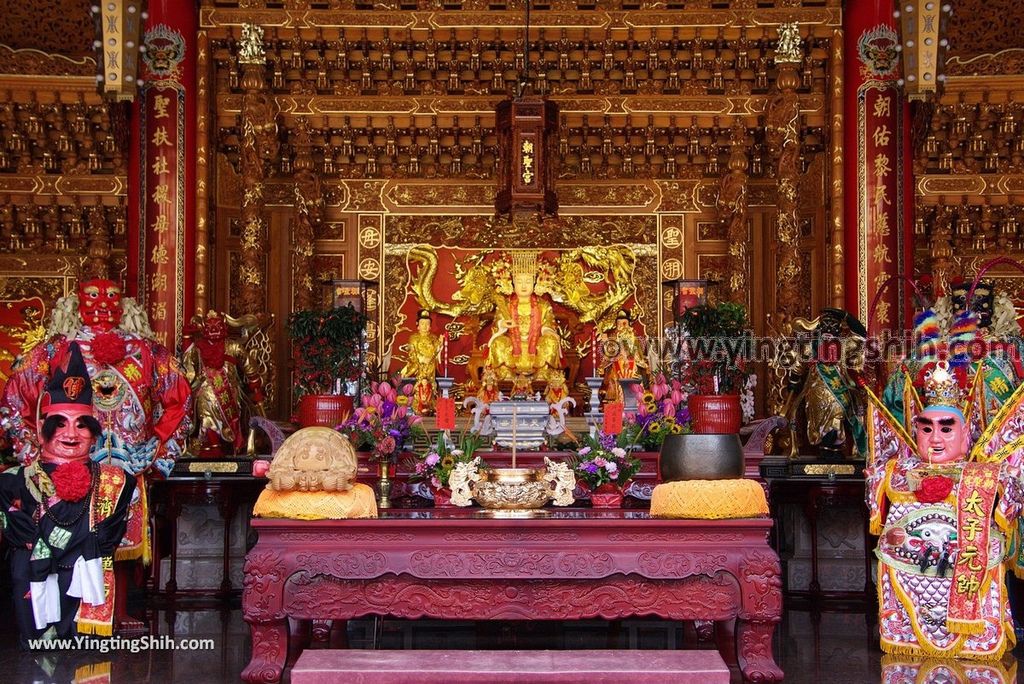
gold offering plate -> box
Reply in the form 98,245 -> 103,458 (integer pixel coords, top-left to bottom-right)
474,467 -> 551,510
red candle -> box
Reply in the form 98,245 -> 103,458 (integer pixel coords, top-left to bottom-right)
442,333 -> 448,378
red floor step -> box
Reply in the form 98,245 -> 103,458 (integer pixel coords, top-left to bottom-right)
291,648 -> 731,683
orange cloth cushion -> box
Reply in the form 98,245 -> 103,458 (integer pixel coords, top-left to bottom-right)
253,482 -> 378,520
650,479 -> 769,519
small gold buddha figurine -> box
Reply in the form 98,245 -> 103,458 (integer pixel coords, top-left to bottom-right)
399,309 -> 442,414
486,251 -> 563,382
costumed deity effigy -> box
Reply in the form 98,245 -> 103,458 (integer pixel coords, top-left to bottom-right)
486,251 -> 563,383
866,299 -> 1024,661
0,343 -> 134,644
398,309 -> 443,415
782,307 -> 867,459
0,279 -> 191,630
181,310 -> 267,455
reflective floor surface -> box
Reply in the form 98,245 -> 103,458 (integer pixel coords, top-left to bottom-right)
0,603 -> 1019,683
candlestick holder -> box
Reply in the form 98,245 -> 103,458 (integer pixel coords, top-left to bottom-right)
585,376 -> 603,423
437,376 -> 454,398
377,458 -> 392,510
618,378 -> 641,414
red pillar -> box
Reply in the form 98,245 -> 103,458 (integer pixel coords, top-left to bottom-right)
126,1 -> 197,351
844,0 -> 915,333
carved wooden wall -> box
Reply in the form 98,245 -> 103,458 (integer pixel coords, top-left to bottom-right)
201,0 -> 842,414
912,7 -> 1024,300
0,39 -> 128,356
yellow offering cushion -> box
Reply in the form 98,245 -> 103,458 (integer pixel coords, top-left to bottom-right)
650,479 -> 769,519
253,483 -> 378,520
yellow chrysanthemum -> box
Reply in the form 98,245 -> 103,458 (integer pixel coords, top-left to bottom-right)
441,455 -> 455,469
396,395 -> 409,406
664,416 -> 676,425
642,391 -> 655,403
648,421 -> 663,433
671,424 -> 683,434
645,402 -> 658,413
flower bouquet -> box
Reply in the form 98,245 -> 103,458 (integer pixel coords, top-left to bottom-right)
406,431 -> 486,506
339,379 -> 424,462
625,374 -> 692,450
569,432 -> 643,508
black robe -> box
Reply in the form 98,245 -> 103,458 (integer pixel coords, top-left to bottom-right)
0,462 -> 134,648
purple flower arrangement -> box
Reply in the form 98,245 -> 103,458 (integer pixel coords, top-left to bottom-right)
338,379 -> 423,461
570,431 -> 642,491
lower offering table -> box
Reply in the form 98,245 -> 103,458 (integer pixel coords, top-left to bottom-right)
241,509 -> 783,683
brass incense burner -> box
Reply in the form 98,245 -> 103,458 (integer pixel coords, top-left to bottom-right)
472,467 -> 552,510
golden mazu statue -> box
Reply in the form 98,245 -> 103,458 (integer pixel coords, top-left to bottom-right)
486,251 -> 563,382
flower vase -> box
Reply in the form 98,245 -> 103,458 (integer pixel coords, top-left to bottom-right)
377,459 -> 392,509
432,487 -> 455,508
590,483 -> 625,508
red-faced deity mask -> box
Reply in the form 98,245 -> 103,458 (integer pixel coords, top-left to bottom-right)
204,314 -> 228,342
78,279 -> 123,331
39,406 -> 96,463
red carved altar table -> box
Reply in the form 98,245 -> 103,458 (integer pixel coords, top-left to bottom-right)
241,511 -> 783,683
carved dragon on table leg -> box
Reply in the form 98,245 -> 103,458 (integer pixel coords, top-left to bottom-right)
241,548 -> 291,684
735,550 -> 785,682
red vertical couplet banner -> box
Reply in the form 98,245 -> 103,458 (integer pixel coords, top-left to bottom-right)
859,81 -> 904,330
134,2 -> 196,352
844,1 -> 912,335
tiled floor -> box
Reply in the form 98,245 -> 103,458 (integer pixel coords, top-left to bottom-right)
0,602 -> 1018,683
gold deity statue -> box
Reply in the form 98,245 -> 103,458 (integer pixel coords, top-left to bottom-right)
601,308 -> 647,404
399,309 -> 442,414
486,251 -> 563,382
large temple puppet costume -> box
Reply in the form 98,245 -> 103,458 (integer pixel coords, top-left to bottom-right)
865,303 -> 1024,661
0,343 -> 133,645
0,279 -> 190,629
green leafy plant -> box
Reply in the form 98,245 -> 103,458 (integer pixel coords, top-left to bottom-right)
286,305 -> 368,398
679,301 -> 752,394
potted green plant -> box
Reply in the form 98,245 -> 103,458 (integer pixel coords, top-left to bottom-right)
679,301 -> 751,435
286,305 -> 368,427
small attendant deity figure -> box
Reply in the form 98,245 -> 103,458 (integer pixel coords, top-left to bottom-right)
477,368 -> 500,405
399,309 -> 442,415
866,354 -> 1024,661
783,307 -> 867,459
0,343 -> 134,646
486,251 -> 563,382
181,310 -> 266,456
545,371 -> 569,406
511,373 -> 533,400
601,309 -> 647,404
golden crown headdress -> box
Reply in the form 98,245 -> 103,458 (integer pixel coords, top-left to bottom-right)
921,360 -> 966,415
511,251 -> 538,277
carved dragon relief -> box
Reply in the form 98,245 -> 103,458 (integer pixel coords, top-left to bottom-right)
404,243 -> 638,329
